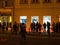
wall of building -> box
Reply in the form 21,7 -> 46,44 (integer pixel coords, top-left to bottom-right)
14,0 -> 60,29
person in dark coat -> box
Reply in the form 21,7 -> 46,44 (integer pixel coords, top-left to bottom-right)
2,22 -> 6,32
43,22 -> 46,31
55,22 -> 59,32
35,22 -> 39,32
30,23 -> 34,32
13,22 -> 18,35
47,21 -> 50,36
20,23 -> 26,42
30,22 -> 35,32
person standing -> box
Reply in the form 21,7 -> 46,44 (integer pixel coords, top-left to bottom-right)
43,22 -> 46,32
20,23 -> 26,42
55,22 -> 59,32
35,22 -> 39,32
13,22 -> 18,35
47,21 -> 50,36
30,23 -> 34,32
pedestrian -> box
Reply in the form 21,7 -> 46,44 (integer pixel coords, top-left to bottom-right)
20,23 -> 26,42
47,21 -> 50,36
30,23 -> 34,32
35,22 -> 39,32
2,22 -> 6,32
13,22 -> 18,35
55,22 -> 59,32
43,22 -> 46,32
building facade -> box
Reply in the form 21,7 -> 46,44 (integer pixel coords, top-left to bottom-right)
14,0 -> 60,31
0,0 -> 60,32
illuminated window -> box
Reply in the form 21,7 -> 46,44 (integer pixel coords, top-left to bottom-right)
20,16 -> 27,24
43,16 -> 51,31
31,16 -> 39,23
31,0 -> 39,4
20,0 -> 28,4
43,0 -> 51,3
0,16 -> 2,23
9,16 -> 12,23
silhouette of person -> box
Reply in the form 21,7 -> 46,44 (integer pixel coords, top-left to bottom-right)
20,23 -> 26,42
30,22 -> 34,32
43,22 -> 46,32
2,22 -> 6,32
13,22 -> 18,35
35,22 -> 39,32
55,22 -> 59,32
47,21 -> 50,36
30,22 -> 35,32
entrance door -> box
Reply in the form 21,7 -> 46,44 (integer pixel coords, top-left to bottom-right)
20,16 -> 27,24
43,16 -> 51,31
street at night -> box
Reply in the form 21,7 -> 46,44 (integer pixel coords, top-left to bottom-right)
0,0 -> 60,45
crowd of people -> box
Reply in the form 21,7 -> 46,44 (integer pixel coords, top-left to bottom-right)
0,21 -> 60,42
30,22 -> 42,32
0,21 -> 60,33
0,22 -> 12,32
0,22 -> 60,34
52,22 -> 60,33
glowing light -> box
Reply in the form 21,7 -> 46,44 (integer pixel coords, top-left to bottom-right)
0,20 -> 1,22
10,16 -> 12,22
20,16 -> 27,23
31,16 -> 39,23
